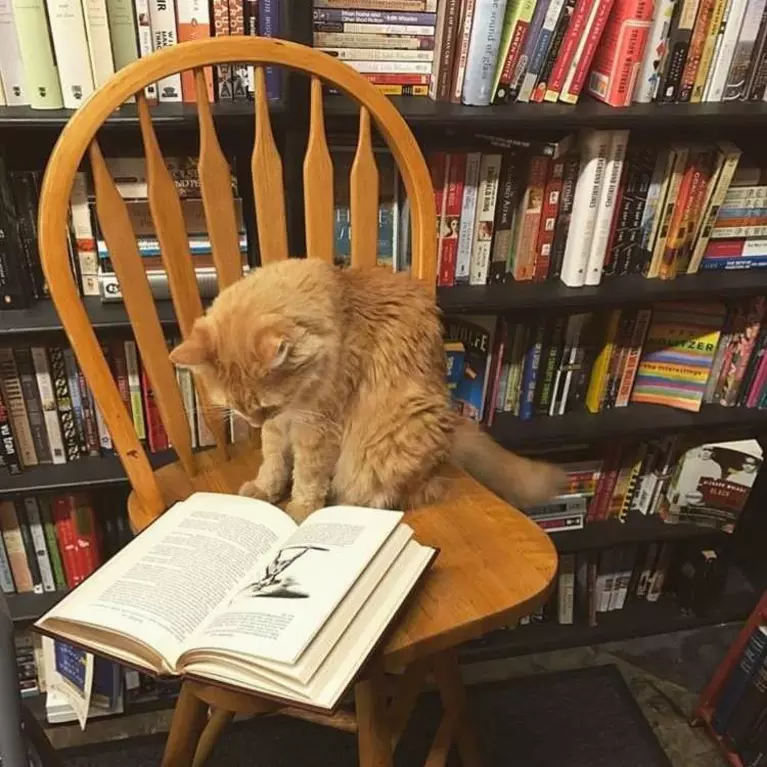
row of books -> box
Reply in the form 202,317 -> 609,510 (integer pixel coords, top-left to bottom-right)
0,493 -> 132,594
0,0 -> 280,110
528,434 -> 762,534
314,0 -> 767,108
709,622 -> 767,765
519,539 -> 730,627
0,337 -> 250,476
445,297 -> 767,424
431,132 -> 767,288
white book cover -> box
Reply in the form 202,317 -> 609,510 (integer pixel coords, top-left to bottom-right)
454,152 -> 482,283
0,0 -> 27,104
83,0 -> 115,87
461,0 -> 509,106
147,0 -> 180,100
560,130 -> 611,287
319,47 -> 435,61
133,0 -> 157,100
469,154 -> 502,285
12,0 -> 64,108
702,0 -> 734,101
633,0 -> 677,103
94,401 -> 112,451
705,0 -> 749,100
31,347 -> 67,465
24,497 -> 56,593
71,172 -> 98,295
45,0 -> 94,109
452,0 -> 477,100
585,130 -> 630,286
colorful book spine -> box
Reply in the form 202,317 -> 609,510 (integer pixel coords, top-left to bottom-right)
124,340 -> 147,441
259,0 -> 280,99
494,0 -> 538,101
587,0 -> 654,106
615,308 -> 652,406
518,0 -> 568,102
489,153 -> 523,282
533,157 -> 566,279
438,153 -> 466,286
519,322 -> 546,420
429,0 -> 461,99
658,0 -> 703,101
512,154 -> 550,280
706,0 -> 749,100
462,0 -> 509,106
177,0 -> 214,101
678,0 -> 717,101
469,153 -> 503,285
62,349 -> 89,455
690,0 -> 730,101
11,0 -> 64,108
0,348 -> 38,467
148,0 -> 182,101
532,0 -> 576,101
23,497 -> 55,593
451,0 -> 477,102
133,0 -> 158,100
31,347 -> 67,465
454,152 -> 482,283
507,0 -> 551,101
0,387 -> 21,474
549,153 -> 580,278
39,499 -> 66,590
47,347 -> 80,463
633,0 -> 677,102
0,501 -> 32,592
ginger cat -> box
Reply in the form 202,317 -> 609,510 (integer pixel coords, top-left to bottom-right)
170,259 -> 564,520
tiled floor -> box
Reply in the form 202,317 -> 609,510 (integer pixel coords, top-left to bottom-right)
45,625 -> 739,765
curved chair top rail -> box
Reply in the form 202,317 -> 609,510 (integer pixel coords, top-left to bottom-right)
38,37 -> 437,518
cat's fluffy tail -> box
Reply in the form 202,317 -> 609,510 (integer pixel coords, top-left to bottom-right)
451,419 -> 566,509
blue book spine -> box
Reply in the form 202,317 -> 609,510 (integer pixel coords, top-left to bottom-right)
312,8 -> 437,24
461,0 -> 509,106
712,627 -> 767,734
519,323 -> 545,421
701,257 -> 767,270
260,0 -> 281,101
62,349 -> 87,455
508,0 -> 551,101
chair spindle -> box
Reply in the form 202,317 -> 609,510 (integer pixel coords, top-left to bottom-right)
195,68 -> 244,291
252,66 -> 289,264
88,139 -> 195,475
350,107 -> 379,271
303,77 -> 334,264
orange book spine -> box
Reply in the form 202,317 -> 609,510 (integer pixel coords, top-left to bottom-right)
678,0 -> 717,102
513,155 -> 550,281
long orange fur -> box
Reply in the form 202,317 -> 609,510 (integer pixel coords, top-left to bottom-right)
170,259 -> 564,520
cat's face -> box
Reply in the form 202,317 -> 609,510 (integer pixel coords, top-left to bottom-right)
169,310 -> 328,427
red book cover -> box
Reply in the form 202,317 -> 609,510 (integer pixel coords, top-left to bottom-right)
532,158 -> 566,281
429,153 -> 449,280
587,446 -> 624,522
565,0 -> 618,101
659,151 -> 700,279
547,0 -> 592,98
69,494 -> 101,578
678,0 -> 717,102
141,368 -> 169,453
51,496 -> 81,587
109,342 -> 131,413
438,153 -> 467,286
587,0 -> 654,107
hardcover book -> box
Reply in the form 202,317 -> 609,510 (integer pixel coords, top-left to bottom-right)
630,301 -> 727,411
36,493 -> 436,712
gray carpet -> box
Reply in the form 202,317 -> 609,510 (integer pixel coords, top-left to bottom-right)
62,665 -> 671,766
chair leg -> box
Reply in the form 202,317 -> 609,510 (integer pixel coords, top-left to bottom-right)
431,650 -> 483,767
355,657 -> 394,767
192,708 -> 234,767
161,683 -> 209,767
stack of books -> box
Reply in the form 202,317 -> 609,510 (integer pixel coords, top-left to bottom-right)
313,2 -> 437,97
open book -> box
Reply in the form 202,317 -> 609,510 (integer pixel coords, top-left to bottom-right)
35,493 -> 436,712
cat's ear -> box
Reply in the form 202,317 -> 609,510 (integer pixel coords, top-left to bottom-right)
259,332 -> 291,369
169,321 -> 213,369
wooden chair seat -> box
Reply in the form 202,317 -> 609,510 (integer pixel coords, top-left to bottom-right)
129,443 -> 557,669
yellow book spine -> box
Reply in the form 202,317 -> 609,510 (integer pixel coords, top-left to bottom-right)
585,310 -> 621,413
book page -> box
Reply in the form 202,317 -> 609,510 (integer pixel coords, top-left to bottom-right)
38,493 -> 296,673
187,507 -> 403,665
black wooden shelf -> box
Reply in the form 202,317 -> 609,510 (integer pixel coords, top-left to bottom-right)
7,590 -> 68,623
438,271 -> 767,314
553,515 -> 724,554
0,297 -> 177,336
0,101 -> 284,130
325,96 -> 767,130
0,451 -> 176,497
5,271 -> 767,335
491,404 -> 767,449
459,567 -> 758,662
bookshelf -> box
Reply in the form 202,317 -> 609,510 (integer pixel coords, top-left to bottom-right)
3,3 -> 767,718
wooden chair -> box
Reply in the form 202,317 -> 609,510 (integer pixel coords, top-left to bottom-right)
38,38 -> 558,767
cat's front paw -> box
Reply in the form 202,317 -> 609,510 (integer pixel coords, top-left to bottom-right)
238,480 -> 273,501
286,497 -> 321,522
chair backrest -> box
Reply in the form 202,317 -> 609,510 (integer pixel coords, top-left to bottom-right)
38,37 -> 437,520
